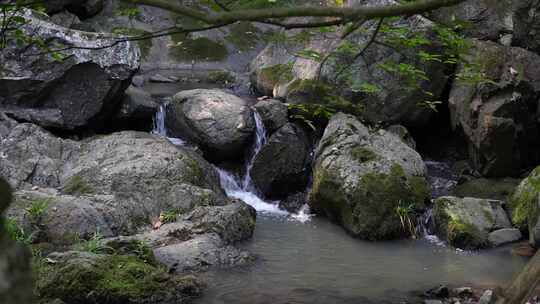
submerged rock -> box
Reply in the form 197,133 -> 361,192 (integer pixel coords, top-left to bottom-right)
166,89 -> 255,161
449,40 -> 540,177
433,196 -> 512,249
0,10 -> 139,131
251,123 -> 311,198
509,167 -> 540,247
309,113 -> 430,240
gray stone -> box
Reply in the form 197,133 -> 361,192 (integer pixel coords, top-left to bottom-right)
449,40 -> 540,177
0,10 -> 139,131
279,192 -> 307,213
166,89 -> 255,161
434,196 -> 512,249
49,10 -> 82,28
253,99 -> 289,133
309,113 -> 430,240
488,228 -> 523,246
386,125 -> 416,150
150,74 -> 177,83
251,123 -> 311,198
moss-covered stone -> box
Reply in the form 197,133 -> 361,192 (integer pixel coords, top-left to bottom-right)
208,70 -> 235,84
311,164 -> 429,240
62,175 -> 93,196
453,178 -> 520,200
433,198 -> 491,249
350,146 -> 378,163
170,33 -> 228,62
259,63 -> 294,88
509,167 -> 540,233
225,22 -> 261,51
35,253 -> 203,304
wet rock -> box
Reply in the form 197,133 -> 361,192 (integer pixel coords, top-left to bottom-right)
452,287 -> 473,298
0,178 -> 34,304
253,99 -> 288,133
425,285 -> 450,298
452,178 -> 520,201
449,40 -> 540,177
279,192 -> 308,213
251,123 -> 311,198
49,10 -> 82,28
0,11 -> 139,131
309,113 -> 430,240
115,86 -> 158,130
250,1 -> 447,127
434,196 -> 512,249
488,228 -> 523,246
509,167 -> 540,247
35,251 -> 203,304
166,89 -> 255,161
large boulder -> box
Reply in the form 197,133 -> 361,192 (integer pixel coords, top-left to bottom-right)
114,86 -> 158,130
250,0 -> 447,127
166,89 -> 255,161
309,113 -> 430,240
433,196 -> 513,249
432,0 -> 540,53
251,123 -> 311,198
509,167 -> 540,248
0,10 -> 139,131
0,178 -> 33,304
449,40 -> 540,177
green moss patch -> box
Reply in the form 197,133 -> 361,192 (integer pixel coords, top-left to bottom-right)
225,22 -> 261,51
170,33 -> 228,62
63,175 -> 93,196
259,63 -> 294,87
350,146 -> 378,163
509,167 -> 540,230
310,164 -> 429,240
35,253 -> 202,303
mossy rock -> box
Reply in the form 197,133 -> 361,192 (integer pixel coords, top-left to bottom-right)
433,198 -> 490,249
509,167 -> 540,229
62,175 -> 93,196
170,33 -> 228,62
311,164 -> 429,240
453,178 -> 520,201
35,252 -> 203,304
258,63 -> 294,89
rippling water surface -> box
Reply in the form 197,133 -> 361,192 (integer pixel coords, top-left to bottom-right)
195,214 -> 527,304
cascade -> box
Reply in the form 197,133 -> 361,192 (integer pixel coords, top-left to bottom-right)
152,104 -> 311,221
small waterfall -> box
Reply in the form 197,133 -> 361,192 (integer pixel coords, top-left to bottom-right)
416,207 -> 445,246
152,102 -> 185,146
242,111 -> 267,191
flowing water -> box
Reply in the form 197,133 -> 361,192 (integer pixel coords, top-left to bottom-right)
153,104 -> 529,304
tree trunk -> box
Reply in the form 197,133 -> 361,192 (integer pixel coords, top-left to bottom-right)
498,251 -> 540,304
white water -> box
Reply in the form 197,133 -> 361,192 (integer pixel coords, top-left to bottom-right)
152,105 -> 312,221
152,103 -> 186,146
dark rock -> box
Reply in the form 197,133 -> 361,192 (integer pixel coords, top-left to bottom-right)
309,113 -> 430,240
279,192 -> 307,213
253,99 -> 288,133
166,89 -> 255,161
449,40 -> 540,177
425,285 -> 449,298
115,86 -> 158,130
0,11 -> 139,131
45,0 -> 104,18
49,10 -> 82,28
452,178 -> 520,201
251,123 -> 311,198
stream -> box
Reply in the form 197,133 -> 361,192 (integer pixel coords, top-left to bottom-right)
153,100 -> 528,304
